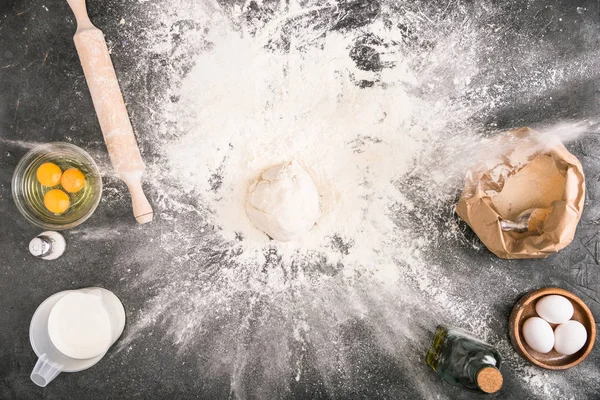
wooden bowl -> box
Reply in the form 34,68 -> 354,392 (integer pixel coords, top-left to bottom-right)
509,287 -> 596,370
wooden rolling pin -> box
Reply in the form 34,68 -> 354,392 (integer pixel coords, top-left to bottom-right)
66,0 -> 153,224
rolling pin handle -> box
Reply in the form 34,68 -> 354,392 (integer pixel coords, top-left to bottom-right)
66,0 -> 94,30
121,174 -> 154,224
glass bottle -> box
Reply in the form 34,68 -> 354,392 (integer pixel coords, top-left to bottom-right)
426,325 -> 503,394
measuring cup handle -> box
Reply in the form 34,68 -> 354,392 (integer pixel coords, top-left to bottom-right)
31,353 -> 63,387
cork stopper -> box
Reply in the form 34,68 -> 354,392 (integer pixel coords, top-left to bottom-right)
476,367 -> 503,393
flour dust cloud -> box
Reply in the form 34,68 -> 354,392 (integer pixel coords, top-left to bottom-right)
112,0 -> 600,398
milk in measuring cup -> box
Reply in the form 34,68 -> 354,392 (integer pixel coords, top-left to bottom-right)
29,287 -> 126,387
48,292 -> 114,359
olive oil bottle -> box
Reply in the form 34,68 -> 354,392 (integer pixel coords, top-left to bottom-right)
427,325 -> 503,394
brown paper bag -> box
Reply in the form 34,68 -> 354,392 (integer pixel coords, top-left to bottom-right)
456,127 -> 585,259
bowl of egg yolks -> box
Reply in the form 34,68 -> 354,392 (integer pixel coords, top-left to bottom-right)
12,142 -> 102,230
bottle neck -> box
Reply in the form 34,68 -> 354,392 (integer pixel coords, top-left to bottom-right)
471,354 -> 496,370
467,356 -> 496,383
468,356 -> 502,393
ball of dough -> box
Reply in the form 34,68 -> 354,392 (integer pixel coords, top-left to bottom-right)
246,161 -> 321,242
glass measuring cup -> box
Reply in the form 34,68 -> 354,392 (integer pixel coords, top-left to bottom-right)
29,287 -> 126,387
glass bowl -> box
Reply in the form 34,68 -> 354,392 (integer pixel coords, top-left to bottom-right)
12,142 -> 102,230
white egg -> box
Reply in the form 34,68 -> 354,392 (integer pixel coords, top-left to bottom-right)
522,317 -> 554,353
554,320 -> 588,355
535,295 -> 574,324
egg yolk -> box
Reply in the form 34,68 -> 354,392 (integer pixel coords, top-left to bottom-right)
44,189 -> 71,214
36,163 -> 62,187
61,168 -> 86,193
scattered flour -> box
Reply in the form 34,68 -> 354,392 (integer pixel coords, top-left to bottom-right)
107,0 -> 600,398
161,27 -> 429,267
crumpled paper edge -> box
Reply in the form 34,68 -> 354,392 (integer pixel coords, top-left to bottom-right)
456,127 -> 585,259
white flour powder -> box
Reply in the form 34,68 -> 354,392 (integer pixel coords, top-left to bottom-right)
161,27 -> 434,266
112,1 -> 599,398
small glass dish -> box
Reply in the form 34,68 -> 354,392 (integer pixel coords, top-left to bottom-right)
12,142 -> 102,230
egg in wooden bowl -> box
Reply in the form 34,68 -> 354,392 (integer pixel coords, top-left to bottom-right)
509,287 -> 596,370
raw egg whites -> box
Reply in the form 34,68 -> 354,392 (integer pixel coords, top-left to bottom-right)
554,320 -> 587,355
522,317 -> 554,354
535,295 -> 574,324
61,168 -> 86,193
36,163 -> 62,187
44,189 -> 71,214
